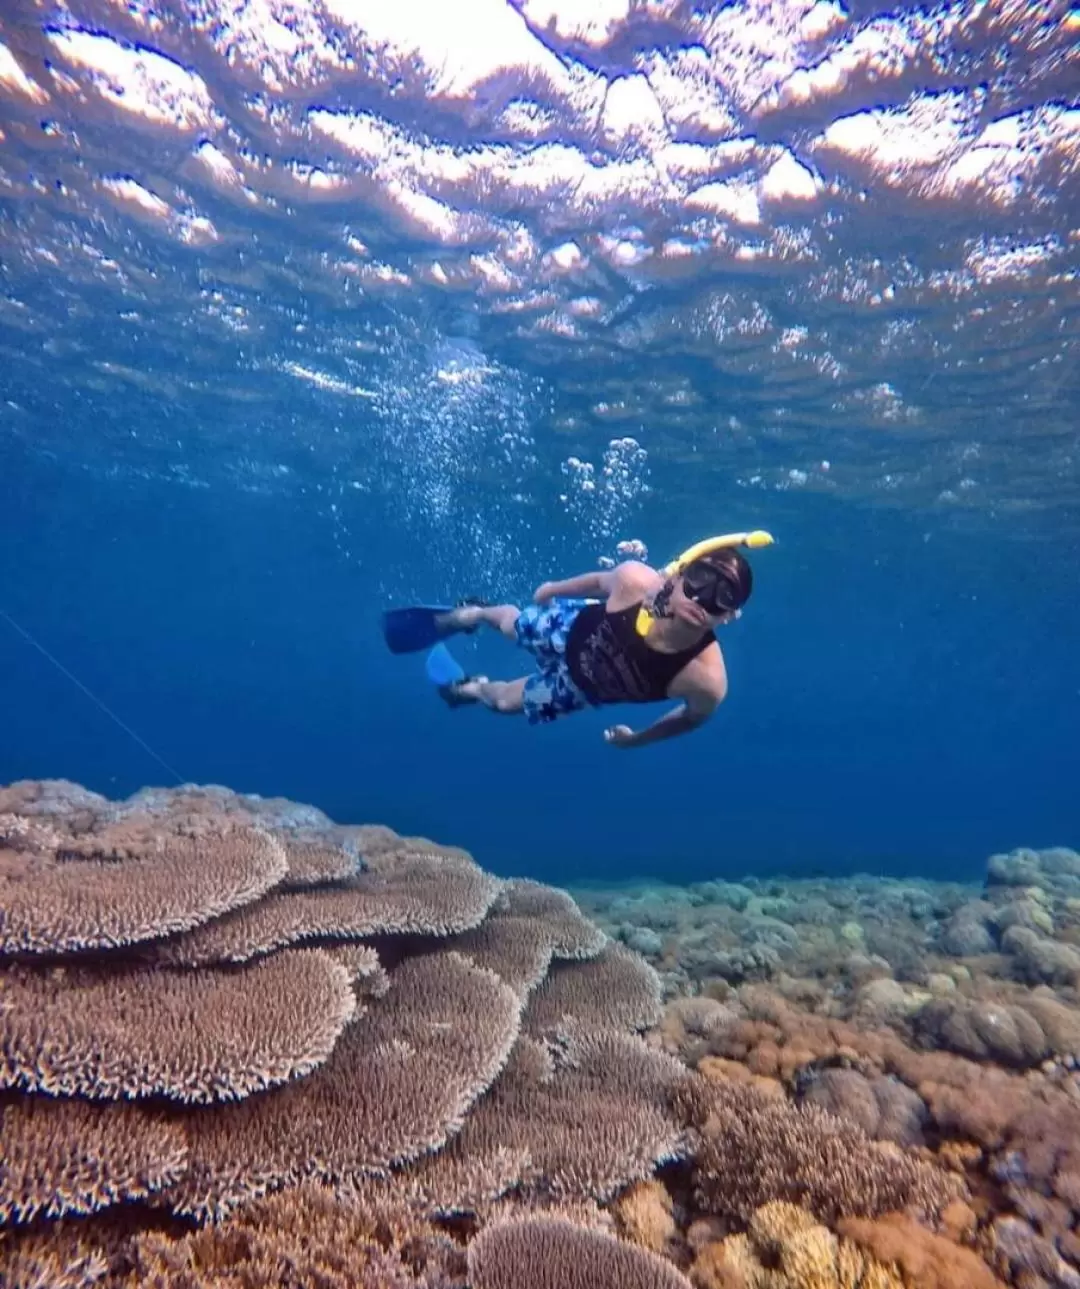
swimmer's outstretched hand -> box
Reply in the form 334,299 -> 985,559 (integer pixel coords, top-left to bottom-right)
533,582 -> 557,604
603,724 -> 635,748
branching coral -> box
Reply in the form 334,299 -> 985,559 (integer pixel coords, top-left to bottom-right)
0,1097 -> 188,1224
153,848 -> 502,966
492,880 -> 608,959
449,913 -> 559,997
6,777 -> 1060,1289
614,1180 -> 679,1256
277,834 -> 361,888
385,1022 -> 690,1214
0,948 -> 355,1102
697,1201 -> 905,1289
1,779 -> 661,1257
468,1214 -> 694,1289
678,1072 -> 962,1226
447,878 -> 613,1000
0,822 -> 287,954
0,1221 -> 119,1289
125,1183 -> 464,1288
523,943 -> 664,1038
169,952 -> 522,1219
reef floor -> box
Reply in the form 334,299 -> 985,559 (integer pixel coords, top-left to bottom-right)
2,778 -> 1077,1288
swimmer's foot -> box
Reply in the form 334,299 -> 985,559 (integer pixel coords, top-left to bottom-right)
436,598 -> 490,634
438,675 -> 489,708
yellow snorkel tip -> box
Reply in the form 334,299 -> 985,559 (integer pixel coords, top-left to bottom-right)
662,529 -> 775,577
742,529 -> 776,549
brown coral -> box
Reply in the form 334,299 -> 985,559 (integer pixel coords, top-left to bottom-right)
153,849 -> 501,966
0,822 -> 287,955
915,995 -> 1050,1066
278,835 -> 361,888
0,1096 -> 188,1223
169,950 -> 521,1219
679,1073 -> 962,1226
468,1214 -> 694,1289
323,943 -> 390,995
523,943 -> 663,1038
615,1180 -> 679,1255
838,1213 -> 1006,1289
494,880 -> 608,959
2,777 -> 687,1268
707,1201 -> 905,1289
0,779 -> 109,826
800,1069 -> 927,1148
447,881 -> 615,1002
123,1183 -> 464,1288
1,948 -> 355,1102
449,915 -> 563,997
0,1217 -> 134,1289
393,1026 -> 689,1213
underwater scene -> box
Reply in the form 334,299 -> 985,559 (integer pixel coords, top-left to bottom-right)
1,0 -> 1078,1286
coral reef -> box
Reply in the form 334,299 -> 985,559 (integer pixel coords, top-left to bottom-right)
127,1184 -> 465,1288
468,1214 -> 694,1288
576,843 -> 1080,1288
0,779 -> 686,1285
692,1200 -> 907,1288
1,949 -> 356,1102
677,1071 -> 961,1225
1,781 -> 1074,1287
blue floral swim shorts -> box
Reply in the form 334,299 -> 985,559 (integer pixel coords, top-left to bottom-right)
514,598 -> 593,724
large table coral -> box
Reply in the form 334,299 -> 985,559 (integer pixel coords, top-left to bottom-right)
0,778 -> 1041,1288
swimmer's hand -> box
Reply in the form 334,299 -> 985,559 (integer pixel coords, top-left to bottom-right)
533,582 -> 557,604
603,724 -> 636,748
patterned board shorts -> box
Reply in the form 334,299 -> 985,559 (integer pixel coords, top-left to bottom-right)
514,599 -> 594,725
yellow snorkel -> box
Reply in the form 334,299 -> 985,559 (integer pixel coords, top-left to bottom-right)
635,529 -> 775,637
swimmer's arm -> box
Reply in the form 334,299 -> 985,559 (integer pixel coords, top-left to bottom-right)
534,570 -> 615,601
607,693 -> 719,749
534,560 -> 653,603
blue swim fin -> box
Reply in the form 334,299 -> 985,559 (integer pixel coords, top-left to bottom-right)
426,643 -> 466,687
382,606 -> 453,654
382,600 -> 488,654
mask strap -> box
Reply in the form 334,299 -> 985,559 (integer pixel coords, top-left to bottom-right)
651,579 -> 675,619
635,579 -> 675,638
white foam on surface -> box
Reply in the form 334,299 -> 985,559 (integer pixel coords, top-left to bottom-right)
0,41 -> 49,103
46,29 -> 214,130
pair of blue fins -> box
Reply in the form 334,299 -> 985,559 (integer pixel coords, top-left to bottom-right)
381,602 -> 479,689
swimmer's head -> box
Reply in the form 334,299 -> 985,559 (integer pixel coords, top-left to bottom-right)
674,548 -> 752,624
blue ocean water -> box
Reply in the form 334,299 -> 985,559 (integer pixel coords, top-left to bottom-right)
0,0 -> 1077,888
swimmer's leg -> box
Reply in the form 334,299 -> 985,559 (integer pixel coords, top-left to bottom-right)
441,675 -> 526,715
436,604 -> 520,641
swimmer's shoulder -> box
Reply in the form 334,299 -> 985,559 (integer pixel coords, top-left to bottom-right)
611,560 -> 661,595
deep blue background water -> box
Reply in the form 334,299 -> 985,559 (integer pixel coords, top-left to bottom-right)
3,441 -> 1075,887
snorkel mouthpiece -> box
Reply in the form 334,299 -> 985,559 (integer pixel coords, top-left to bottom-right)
635,529 -> 775,637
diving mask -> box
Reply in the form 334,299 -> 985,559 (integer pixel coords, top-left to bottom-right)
635,529 -> 774,637
681,563 -> 745,616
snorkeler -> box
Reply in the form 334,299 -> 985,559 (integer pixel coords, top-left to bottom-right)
383,532 -> 771,750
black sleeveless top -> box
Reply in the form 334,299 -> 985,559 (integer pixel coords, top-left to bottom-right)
566,602 -> 715,705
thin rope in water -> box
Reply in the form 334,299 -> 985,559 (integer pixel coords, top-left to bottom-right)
0,605 -> 185,785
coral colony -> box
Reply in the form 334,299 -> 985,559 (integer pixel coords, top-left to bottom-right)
3,779 -> 1079,1285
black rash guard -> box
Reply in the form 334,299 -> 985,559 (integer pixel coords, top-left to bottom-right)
565,601 -> 715,705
